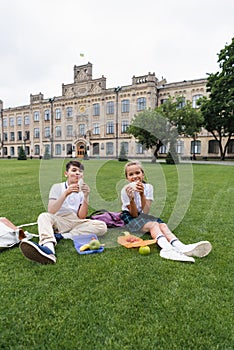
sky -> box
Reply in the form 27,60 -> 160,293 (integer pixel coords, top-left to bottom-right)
0,0 -> 233,108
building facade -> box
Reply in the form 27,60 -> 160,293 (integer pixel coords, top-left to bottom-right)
0,62 -> 233,159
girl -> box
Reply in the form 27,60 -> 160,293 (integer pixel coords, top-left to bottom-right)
120,161 -> 212,262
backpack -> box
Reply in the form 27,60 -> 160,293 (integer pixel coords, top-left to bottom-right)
0,217 -> 35,251
87,210 -> 125,228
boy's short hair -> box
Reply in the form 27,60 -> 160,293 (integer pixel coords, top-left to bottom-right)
66,160 -> 84,171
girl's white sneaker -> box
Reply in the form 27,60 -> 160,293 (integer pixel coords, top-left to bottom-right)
160,248 -> 195,263
180,241 -> 212,258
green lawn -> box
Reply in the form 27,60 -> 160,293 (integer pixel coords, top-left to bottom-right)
0,159 -> 233,350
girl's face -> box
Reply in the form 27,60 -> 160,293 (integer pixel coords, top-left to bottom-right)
65,166 -> 83,184
125,164 -> 144,183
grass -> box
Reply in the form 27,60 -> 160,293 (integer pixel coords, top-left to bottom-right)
0,159 -> 233,350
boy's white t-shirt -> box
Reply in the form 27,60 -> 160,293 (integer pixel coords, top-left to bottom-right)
49,182 -> 84,215
121,183 -> 154,213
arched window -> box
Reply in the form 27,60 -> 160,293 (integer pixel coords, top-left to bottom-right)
106,142 -> 114,155
192,95 -> 203,108
120,142 -> 129,154
191,140 -> 201,154
227,139 -> 234,154
67,144 -> 72,155
93,143 -> 99,155
137,97 -> 146,111
55,144 -> 62,155
208,140 -> 219,154
176,140 -> 184,154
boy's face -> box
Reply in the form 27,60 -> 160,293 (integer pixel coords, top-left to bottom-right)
65,166 -> 83,184
126,164 -> 144,183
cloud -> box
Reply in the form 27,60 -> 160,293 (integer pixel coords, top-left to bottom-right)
0,0 -> 233,107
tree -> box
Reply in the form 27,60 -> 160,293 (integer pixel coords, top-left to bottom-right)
18,146 -> 27,160
199,37 -> 234,160
166,98 -> 204,160
127,97 -> 203,163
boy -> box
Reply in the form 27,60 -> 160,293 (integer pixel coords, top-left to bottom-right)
20,160 -> 107,264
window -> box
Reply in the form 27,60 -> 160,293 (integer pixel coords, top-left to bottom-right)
3,147 -> 7,156
25,146 -> 30,156
17,116 -> 22,126
136,143 -> 144,154
10,118 -> 14,127
25,131 -> 30,140
55,126 -> 61,137
208,140 -> 219,154
121,142 -> 129,154
55,144 -> 62,155
66,107 -> 73,118
159,144 -> 167,154
10,132 -> 14,141
106,142 -> 114,155
55,108 -> 61,120
67,144 -> 72,155
24,115 -> 30,125
35,145 -> 40,155
34,111 -> 39,122
44,144 -> 50,155
34,128 -> 40,138
93,123 -> 100,135
192,94 -> 203,108
66,125 -> 73,137
177,97 -> 186,109
93,103 -> 100,116
176,140 -> 184,154
106,121 -> 114,134
10,147 -> 15,156
44,109 -> 50,121
79,124 -> 85,136
17,131 -> 22,141
93,143 -> 99,155
121,99 -> 130,113
44,127 -> 50,138
106,101 -> 114,115
121,120 -> 129,133
160,99 -> 168,104
137,97 -> 146,111
227,140 -> 234,154
191,140 -> 201,154
3,118 -> 7,127
3,132 -> 8,141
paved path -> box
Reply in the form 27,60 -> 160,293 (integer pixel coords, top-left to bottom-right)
180,160 -> 234,166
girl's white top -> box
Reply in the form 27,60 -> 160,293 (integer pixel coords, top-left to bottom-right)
121,183 -> 154,213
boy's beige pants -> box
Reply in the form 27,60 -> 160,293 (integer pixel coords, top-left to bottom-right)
37,212 -> 107,246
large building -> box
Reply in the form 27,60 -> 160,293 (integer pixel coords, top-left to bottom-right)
0,62 -> 233,159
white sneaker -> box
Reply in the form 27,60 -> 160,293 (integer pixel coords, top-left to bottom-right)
160,248 -> 195,263
179,241 -> 212,258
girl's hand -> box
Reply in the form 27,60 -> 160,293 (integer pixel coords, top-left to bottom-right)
126,184 -> 135,199
135,181 -> 144,194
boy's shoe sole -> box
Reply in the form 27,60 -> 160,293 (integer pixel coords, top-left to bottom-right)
160,248 -> 195,263
20,241 -> 56,264
181,241 -> 212,258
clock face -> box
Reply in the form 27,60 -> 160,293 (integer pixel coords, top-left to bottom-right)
79,105 -> 85,113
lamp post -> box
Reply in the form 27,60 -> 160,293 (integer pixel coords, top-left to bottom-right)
49,97 -> 55,158
114,86 -> 122,158
0,100 -> 4,158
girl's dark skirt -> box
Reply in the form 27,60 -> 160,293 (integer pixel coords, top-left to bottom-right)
120,211 -> 164,233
